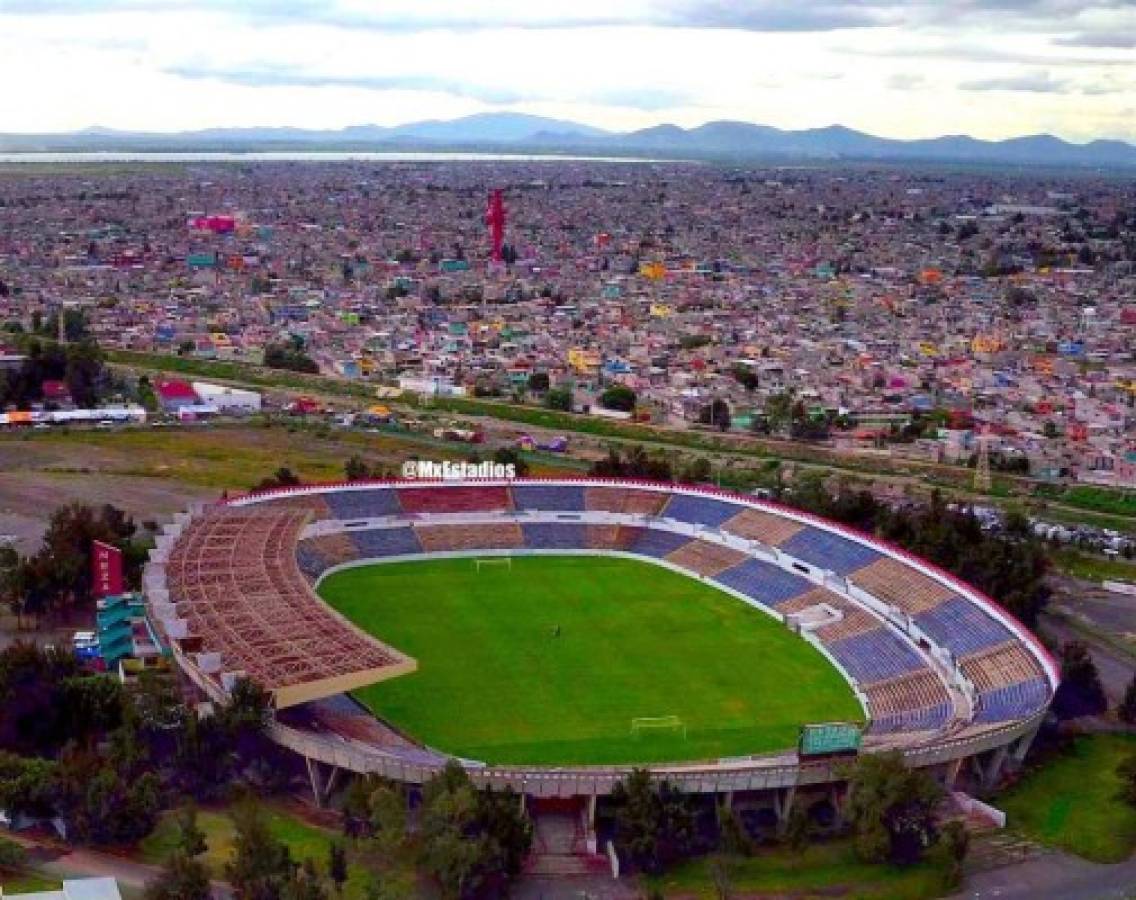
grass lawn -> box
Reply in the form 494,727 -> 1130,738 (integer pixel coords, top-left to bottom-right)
645,841 -> 950,899
0,871 -> 62,893
318,556 -> 862,765
138,802 -> 402,898
1052,548 -> 1136,585
998,733 -> 1136,863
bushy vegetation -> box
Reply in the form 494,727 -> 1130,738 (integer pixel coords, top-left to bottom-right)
0,641 -> 274,849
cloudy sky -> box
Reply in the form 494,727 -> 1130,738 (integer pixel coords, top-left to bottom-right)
1,0 -> 1133,141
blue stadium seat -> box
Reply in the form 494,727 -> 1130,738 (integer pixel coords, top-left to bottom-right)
295,543 -> 329,578
973,678 -> 1049,723
322,489 -> 403,519
914,596 -> 1012,657
512,484 -> 587,511
349,527 -> 423,559
630,529 -> 692,559
661,494 -> 739,527
779,527 -> 881,575
521,522 -> 588,550
715,558 -> 811,608
827,629 -> 925,683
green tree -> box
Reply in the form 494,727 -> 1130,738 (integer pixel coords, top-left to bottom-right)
526,372 -> 550,393
144,805 -> 211,900
328,842 -> 348,894
716,803 -> 751,857
781,799 -> 811,854
545,387 -> 572,412
1052,641 -> 1107,719
600,384 -> 637,412
418,763 -> 483,898
344,455 -> 371,482
144,850 -> 212,900
610,768 -> 698,874
417,761 -> 532,899
226,799 -> 296,900
281,859 -> 329,900
1118,673 -> 1136,725
491,446 -> 529,477
845,751 -> 944,865
938,820 -> 970,889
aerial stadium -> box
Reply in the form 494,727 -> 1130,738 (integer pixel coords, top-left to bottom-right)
143,478 -> 1056,832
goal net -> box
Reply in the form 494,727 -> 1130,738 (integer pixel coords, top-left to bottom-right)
630,716 -> 686,740
474,558 -> 512,573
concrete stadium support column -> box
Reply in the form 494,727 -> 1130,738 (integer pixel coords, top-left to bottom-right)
1012,724 -> 1041,764
720,790 -> 734,812
943,757 -> 964,791
305,757 -> 341,808
774,785 -> 797,835
970,745 -> 1010,791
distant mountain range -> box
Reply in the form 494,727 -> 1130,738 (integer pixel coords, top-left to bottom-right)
4,112 -> 1134,168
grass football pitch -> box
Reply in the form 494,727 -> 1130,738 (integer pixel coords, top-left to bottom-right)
318,555 -> 863,765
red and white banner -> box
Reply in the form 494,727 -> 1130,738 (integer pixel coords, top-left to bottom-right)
92,540 -> 124,598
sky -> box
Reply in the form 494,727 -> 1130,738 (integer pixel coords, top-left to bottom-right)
0,0 -> 1133,142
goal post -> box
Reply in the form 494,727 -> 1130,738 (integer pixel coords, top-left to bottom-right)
630,716 -> 686,740
474,557 -> 512,573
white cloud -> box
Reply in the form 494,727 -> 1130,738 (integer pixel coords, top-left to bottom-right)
0,2 -> 1131,141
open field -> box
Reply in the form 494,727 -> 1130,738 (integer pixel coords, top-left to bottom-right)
998,733 -> 1136,863
318,556 -> 862,765
1051,549 -> 1136,585
644,841 -> 951,899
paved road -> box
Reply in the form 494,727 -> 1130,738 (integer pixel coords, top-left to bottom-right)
12,833 -> 231,899
951,849 -> 1136,899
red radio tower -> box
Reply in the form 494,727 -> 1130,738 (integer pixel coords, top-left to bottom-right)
485,189 -> 506,262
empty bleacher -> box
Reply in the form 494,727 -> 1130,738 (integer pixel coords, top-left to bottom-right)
415,523 -> 523,552
849,557 -> 957,614
971,678 -> 1050,723
584,486 -> 669,516
512,484 -> 587,511
661,493 -> 739,528
961,641 -> 1044,693
665,540 -> 749,577
322,488 -> 403,520
865,670 -> 953,734
349,527 -> 423,560
629,528 -> 692,559
914,596 -> 1012,657
714,558 -> 812,608
297,532 -> 359,575
521,522 -> 589,550
295,543 -> 329,580
585,524 -> 639,551
399,485 -> 512,514
266,492 -> 334,520
722,507 -> 807,546
827,627 -> 926,684
779,527 -> 882,576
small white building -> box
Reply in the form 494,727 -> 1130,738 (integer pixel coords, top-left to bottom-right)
1,877 -> 122,900
191,382 -> 262,414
